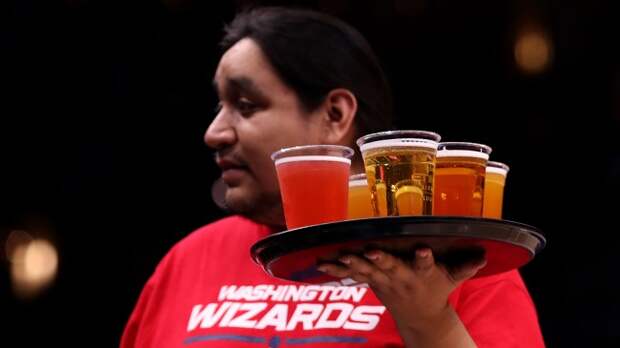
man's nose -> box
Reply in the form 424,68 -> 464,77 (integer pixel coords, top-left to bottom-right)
204,110 -> 236,149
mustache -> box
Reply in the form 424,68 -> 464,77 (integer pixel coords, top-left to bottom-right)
213,150 -> 247,167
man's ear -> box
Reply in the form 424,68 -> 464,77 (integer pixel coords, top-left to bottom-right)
319,88 -> 358,145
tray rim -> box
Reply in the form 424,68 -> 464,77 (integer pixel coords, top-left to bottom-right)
251,216 -> 546,265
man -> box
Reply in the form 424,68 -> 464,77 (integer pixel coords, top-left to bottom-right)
121,7 -> 544,347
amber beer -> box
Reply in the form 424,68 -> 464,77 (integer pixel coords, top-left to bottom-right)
348,174 -> 374,219
433,142 -> 492,217
483,161 -> 510,219
357,130 -> 441,216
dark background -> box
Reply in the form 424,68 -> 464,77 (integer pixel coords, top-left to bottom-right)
1,0 -> 619,346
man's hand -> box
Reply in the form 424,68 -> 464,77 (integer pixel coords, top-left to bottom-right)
318,248 -> 486,348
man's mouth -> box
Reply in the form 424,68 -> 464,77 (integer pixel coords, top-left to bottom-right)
216,157 -> 248,185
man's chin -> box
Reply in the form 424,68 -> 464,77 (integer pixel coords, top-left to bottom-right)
224,187 -> 285,228
224,187 -> 253,213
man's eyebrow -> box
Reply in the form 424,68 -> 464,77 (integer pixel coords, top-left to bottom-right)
227,76 -> 267,99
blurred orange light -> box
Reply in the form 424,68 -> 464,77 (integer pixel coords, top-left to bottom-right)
514,31 -> 553,74
5,230 -> 33,262
10,239 -> 59,299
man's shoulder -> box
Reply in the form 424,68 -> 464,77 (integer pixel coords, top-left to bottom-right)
147,215 -> 269,280
189,214 -> 265,239
170,215 -> 269,256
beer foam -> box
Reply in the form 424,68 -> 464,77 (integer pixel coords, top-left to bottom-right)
349,179 -> 368,187
274,155 -> 351,166
436,150 -> 489,160
486,167 -> 508,175
360,138 -> 438,152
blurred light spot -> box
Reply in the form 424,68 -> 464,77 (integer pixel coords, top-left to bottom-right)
514,31 -> 553,74
11,239 -> 59,299
5,230 -> 33,262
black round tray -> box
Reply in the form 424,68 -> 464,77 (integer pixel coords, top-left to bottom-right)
251,216 -> 545,285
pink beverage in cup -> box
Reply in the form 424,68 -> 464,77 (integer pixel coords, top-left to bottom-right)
272,145 -> 354,229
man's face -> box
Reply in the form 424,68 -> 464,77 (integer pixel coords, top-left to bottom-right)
205,38 -> 323,226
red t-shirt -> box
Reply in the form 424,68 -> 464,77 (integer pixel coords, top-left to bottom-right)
121,215 -> 544,347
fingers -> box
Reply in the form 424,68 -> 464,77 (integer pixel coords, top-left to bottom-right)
412,248 -> 434,275
319,248 -> 487,289
343,255 -> 391,285
365,250 -> 414,280
319,255 -> 390,285
445,257 -> 487,283
319,249 -> 432,289
317,262 -> 352,279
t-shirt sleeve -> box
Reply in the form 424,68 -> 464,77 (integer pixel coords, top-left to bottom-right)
120,251 -> 174,348
120,276 -> 156,348
454,270 -> 546,348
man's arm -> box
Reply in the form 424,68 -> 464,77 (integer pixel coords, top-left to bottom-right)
319,248 -> 485,348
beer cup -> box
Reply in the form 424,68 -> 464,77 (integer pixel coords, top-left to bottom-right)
271,145 -> 354,229
348,173 -> 374,219
482,161 -> 510,219
433,142 -> 492,217
356,130 -> 441,216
